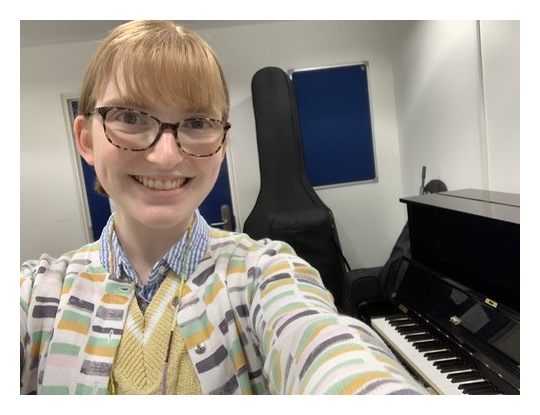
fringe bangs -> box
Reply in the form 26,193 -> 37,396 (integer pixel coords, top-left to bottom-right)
112,40 -> 228,120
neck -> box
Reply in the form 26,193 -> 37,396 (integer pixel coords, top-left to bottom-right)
112,212 -> 195,284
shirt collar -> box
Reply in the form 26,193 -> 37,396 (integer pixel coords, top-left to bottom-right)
99,209 -> 210,284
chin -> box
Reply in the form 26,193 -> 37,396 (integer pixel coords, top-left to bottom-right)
149,217 -> 189,230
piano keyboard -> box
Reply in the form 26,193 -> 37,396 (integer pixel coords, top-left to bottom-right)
371,313 -> 501,395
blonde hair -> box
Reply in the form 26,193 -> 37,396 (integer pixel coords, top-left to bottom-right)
79,20 -> 229,119
77,20 -> 230,196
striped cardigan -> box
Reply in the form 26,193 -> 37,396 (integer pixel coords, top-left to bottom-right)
20,228 -> 426,395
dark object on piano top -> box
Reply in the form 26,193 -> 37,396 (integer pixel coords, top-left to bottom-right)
423,178 -> 448,194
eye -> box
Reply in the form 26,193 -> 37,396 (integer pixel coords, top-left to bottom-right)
182,118 -> 214,130
108,108 -> 149,126
119,110 -> 138,125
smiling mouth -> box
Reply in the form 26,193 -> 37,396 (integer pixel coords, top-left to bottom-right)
133,176 -> 189,191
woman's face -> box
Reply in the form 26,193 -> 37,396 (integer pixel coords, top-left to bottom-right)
75,76 -> 227,234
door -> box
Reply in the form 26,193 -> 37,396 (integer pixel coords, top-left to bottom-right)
198,158 -> 236,231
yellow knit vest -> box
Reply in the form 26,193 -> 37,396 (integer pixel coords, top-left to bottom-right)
108,274 -> 202,394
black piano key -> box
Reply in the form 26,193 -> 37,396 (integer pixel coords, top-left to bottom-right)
387,315 -> 408,320
434,358 -> 469,373
439,362 -> 469,373
414,340 -> 442,352
396,326 -> 423,335
467,386 -> 501,395
405,333 -> 432,342
386,315 -> 410,321
395,324 -> 425,335
386,314 -> 410,322
412,339 -> 438,347
388,319 -> 414,327
424,350 -> 454,361
447,371 -> 482,383
458,381 -> 495,394
434,358 -> 462,368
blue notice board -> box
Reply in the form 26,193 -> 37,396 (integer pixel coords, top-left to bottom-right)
291,63 -> 376,188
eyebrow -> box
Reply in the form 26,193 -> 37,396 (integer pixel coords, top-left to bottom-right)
99,98 -> 147,110
95,102 -> 221,122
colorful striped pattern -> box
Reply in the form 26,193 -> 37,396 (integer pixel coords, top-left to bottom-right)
20,245 -> 133,395
20,226 -> 427,395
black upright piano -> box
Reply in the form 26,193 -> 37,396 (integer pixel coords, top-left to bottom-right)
358,189 -> 520,395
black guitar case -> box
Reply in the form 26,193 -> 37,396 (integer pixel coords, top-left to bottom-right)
243,67 -> 350,308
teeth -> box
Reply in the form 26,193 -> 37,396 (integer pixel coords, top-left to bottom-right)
135,176 -> 186,190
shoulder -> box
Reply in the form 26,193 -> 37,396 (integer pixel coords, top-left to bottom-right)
20,242 -> 103,290
205,228 -> 317,284
208,228 -> 297,259
198,228 -> 304,283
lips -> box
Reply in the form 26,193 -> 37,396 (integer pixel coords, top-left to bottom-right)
133,175 -> 188,190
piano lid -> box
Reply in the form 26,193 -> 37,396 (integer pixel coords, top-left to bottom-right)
401,188 -> 519,224
400,189 -> 520,313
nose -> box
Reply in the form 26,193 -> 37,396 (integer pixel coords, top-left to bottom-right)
146,129 -> 185,166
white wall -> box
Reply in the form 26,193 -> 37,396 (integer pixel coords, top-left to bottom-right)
480,20 -> 520,193
202,21 -> 411,270
20,20 -> 519,270
393,20 -> 519,196
21,41 -> 100,263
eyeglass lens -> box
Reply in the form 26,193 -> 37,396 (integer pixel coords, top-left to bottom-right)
103,108 -> 227,156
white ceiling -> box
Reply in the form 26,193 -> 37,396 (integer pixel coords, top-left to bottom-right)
20,20 -> 272,48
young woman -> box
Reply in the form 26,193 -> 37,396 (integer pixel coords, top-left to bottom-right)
20,20 -> 426,395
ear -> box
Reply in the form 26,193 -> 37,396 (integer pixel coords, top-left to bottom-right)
74,115 -> 95,166
221,136 -> 229,160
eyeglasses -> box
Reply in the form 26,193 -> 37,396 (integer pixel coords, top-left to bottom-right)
86,107 -> 231,157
